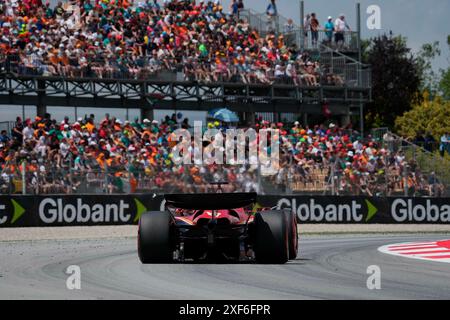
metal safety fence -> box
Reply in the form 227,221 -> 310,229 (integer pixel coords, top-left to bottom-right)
1,156 -> 446,197
319,49 -> 372,88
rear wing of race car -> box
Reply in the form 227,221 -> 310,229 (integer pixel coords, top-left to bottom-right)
164,193 -> 257,210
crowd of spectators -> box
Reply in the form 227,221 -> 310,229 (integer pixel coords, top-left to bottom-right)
0,112 -> 446,197
270,122 -> 446,197
0,0 -> 345,86
0,112 -> 263,194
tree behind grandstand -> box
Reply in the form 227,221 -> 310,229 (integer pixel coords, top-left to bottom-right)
395,34 -> 450,143
415,35 -> 450,100
416,41 -> 441,96
395,92 -> 450,143
363,34 -> 422,130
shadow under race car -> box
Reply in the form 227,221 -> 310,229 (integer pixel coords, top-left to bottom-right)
137,191 -> 298,264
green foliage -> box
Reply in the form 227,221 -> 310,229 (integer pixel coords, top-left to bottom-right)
440,67 -> 450,100
416,41 -> 441,95
395,93 -> 450,140
438,35 -> 450,100
362,34 -> 422,129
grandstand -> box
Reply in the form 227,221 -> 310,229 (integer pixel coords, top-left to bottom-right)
0,115 -> 447,197
0,0 -> 370,125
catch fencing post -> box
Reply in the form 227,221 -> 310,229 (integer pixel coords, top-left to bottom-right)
384,154 -> 388,196
104,162 -> 108,194
69,157 -> 73,193
22,161 -> 26,195
37,167 -> 41,195
128,158 -> 133,194
257,161 -> 263,195
331,162 -> 335,196
403,165 -> 408,197
299,1 -> 304,51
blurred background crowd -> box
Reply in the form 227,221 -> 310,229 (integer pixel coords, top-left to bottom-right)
0,112 -> 446,196
0,0 -> 346,86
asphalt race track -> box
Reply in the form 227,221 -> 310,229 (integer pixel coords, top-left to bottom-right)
0,234 -> 449,299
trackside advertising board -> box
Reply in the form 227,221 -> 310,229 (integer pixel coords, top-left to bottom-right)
0,195 -> 449,227
0,195 -> 164,228
260,196 -> 450,224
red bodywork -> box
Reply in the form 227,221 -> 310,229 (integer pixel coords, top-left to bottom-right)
173,208 -> 256,226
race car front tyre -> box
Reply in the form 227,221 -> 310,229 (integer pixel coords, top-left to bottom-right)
283,209 -> 298,260
138,211 -> 174,263
253,211 -> 289,264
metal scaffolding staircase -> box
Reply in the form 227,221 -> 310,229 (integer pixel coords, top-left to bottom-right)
238,8 -> 371,90
371,129 -> 450,193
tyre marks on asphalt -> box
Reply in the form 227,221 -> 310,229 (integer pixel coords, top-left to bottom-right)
378,240 -> 450,263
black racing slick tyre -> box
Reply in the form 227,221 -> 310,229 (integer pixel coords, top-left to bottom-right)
284,209 -> 298,260
138,211 -> 174,263
253,211 -> 289,264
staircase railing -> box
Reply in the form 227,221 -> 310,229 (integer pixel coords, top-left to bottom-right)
239,9 -> 369,89
239,9 -> 359,51
319,47 -> 372,88
239,8 -> 292,37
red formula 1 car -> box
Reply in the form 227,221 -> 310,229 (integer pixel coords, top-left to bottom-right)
137,190 -> 298,264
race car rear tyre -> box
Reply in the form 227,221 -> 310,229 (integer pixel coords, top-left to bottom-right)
253,211 -> 289,264
284,209 -> 298,260
138,211 -> 174,263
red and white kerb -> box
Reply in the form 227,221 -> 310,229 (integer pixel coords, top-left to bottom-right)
378,240 -> 450,264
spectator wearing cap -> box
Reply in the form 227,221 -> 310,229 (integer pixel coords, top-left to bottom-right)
324,16 -> 334,45
22,120 -> 35,144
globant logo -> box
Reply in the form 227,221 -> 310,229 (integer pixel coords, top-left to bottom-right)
391,199 -> 450,222
39,198 -> 131,224
277,198 -> 364,222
